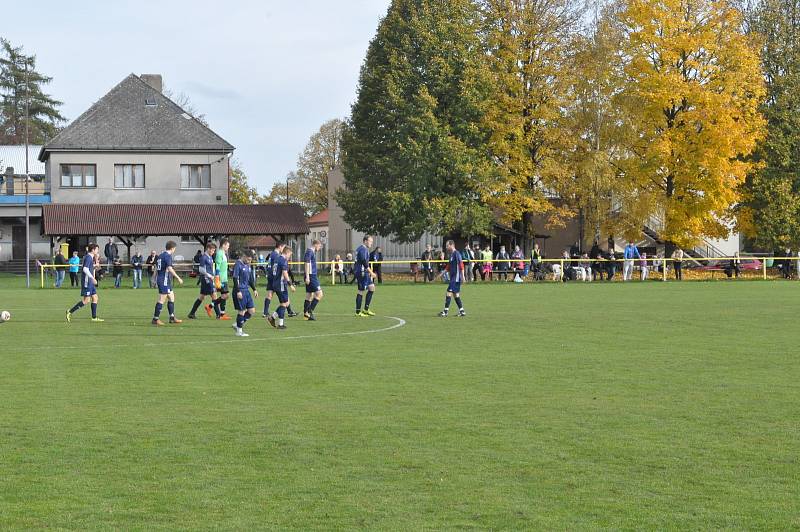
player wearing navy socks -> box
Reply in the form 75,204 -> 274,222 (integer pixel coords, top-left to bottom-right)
267,246 -> 296,330
152,241 -> 184,326
188,242 -> 219,319
439,240 -> 466,317
262,241 -> 285,319
66,243 -> 103,322
303,239 -> 324,321
354,235 -> 377,317
232,250 -> 259,337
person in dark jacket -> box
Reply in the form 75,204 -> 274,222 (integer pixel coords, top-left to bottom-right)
605,249 -> 617,281
103,238 -> 118,273
369,247 -> 384,284
131,249 -> 144,289
112,258 -> 124,288
53,249 -> 67,288
421,245 -> 435,283
145,250 -> 157,288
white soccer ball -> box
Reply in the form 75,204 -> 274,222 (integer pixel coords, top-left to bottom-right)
0,311 -> 10,322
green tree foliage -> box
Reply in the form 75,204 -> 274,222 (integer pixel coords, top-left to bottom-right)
265,119 -> 343,216
739,0 -> 800,249
228,159 -> 261,205
337,0 -> 495,241
0,38 -> 65,144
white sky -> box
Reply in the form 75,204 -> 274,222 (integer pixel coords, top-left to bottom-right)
6,0 -> 391,193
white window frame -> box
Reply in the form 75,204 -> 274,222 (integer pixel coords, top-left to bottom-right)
180,164 -> 211,190
114,164 -> 145,189
60,164 -> 97,188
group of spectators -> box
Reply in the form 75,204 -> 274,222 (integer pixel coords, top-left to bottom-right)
332,247 -> 386,285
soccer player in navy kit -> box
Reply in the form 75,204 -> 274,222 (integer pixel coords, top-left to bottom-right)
187,242 -> 219,319
232,251 -> 259,337
267,247 -> 296,330
303,239 -> 324,321
152,241 -> 184,326
66,243 -> 104,322
262,241 -> 285,319
354,235 -> 377,317
439,240 -> 466,317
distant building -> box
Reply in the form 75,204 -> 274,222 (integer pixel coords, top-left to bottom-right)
37,73 -> 234,259
0,145 -> 50,262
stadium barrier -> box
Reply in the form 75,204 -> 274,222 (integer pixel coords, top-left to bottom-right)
37,257 -> 795,288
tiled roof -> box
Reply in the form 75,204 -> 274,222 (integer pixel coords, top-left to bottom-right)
42,204 -> 308,236
39,74 -> 234,159
307,209 -> 329,226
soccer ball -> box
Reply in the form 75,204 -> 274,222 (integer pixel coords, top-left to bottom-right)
0,311 -> 10,322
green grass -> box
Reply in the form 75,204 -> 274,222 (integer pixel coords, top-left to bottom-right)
0,279 -> 798,530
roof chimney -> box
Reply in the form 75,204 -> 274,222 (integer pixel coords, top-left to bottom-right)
140,74 -> 163,93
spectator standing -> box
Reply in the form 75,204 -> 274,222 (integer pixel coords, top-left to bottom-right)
672,249 -> 684,280
344,253 -> 355,284
606,248 -> 617,281
496,246 -> 511,281
113,258 -> 123,288
472,244 -> 483,281
421,244 -> 434,283
68,251 -> 81,287
369,246 -> 384,284
511,246 -> 525,280
333,254 -> 345,284
131,249 -> 144,288
640,253 -> 649,281
145,250 -> 157,288
482,245 -> 493,280
54,249 -> 67,288
782,248 -> 793,279
462,243 -> 474,283
623,242 -> 641,281
435,247 -> 447,281
590,241 -> 604,281
530,243 -> 543,280
104,238 -> 118,273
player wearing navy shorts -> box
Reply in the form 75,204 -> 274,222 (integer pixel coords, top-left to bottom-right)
66,243 -> 104,322
303,239 -> 324,321
232,250 -> 259,337
267,246 -> 296,330
187,242 -> 219,319
152,241 -> 184,326
439,240 -> 466,317
262,241 -> 285,318
354,235 -> 377,317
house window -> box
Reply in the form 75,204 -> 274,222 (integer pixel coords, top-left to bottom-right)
60,164 -> 96,188
180,164 -> 211,189
180,236 -> 199,244
114,164 -> 145,189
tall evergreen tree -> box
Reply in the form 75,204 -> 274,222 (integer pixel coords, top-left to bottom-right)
0,39 -> 65,144
739,0 -> 800,249
337,0 -> 495,241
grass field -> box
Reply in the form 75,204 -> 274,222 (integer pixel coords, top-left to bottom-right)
0,276 -> 798,529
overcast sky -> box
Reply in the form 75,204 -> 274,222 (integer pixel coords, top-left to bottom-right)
6,0 -> 391,194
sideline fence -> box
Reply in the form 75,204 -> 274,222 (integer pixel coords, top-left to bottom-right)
37,257 -> 797,288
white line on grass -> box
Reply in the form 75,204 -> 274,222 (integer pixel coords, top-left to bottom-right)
8,316 -> 407,352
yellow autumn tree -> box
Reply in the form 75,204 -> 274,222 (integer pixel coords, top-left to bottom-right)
480,0 -> 583,241
615,0 -> 765,249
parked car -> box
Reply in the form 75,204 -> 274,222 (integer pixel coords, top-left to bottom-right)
698,258 -> 762,272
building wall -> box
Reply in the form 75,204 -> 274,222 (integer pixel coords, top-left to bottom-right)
0,218 -> 50,261
46,151 -> 229,205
